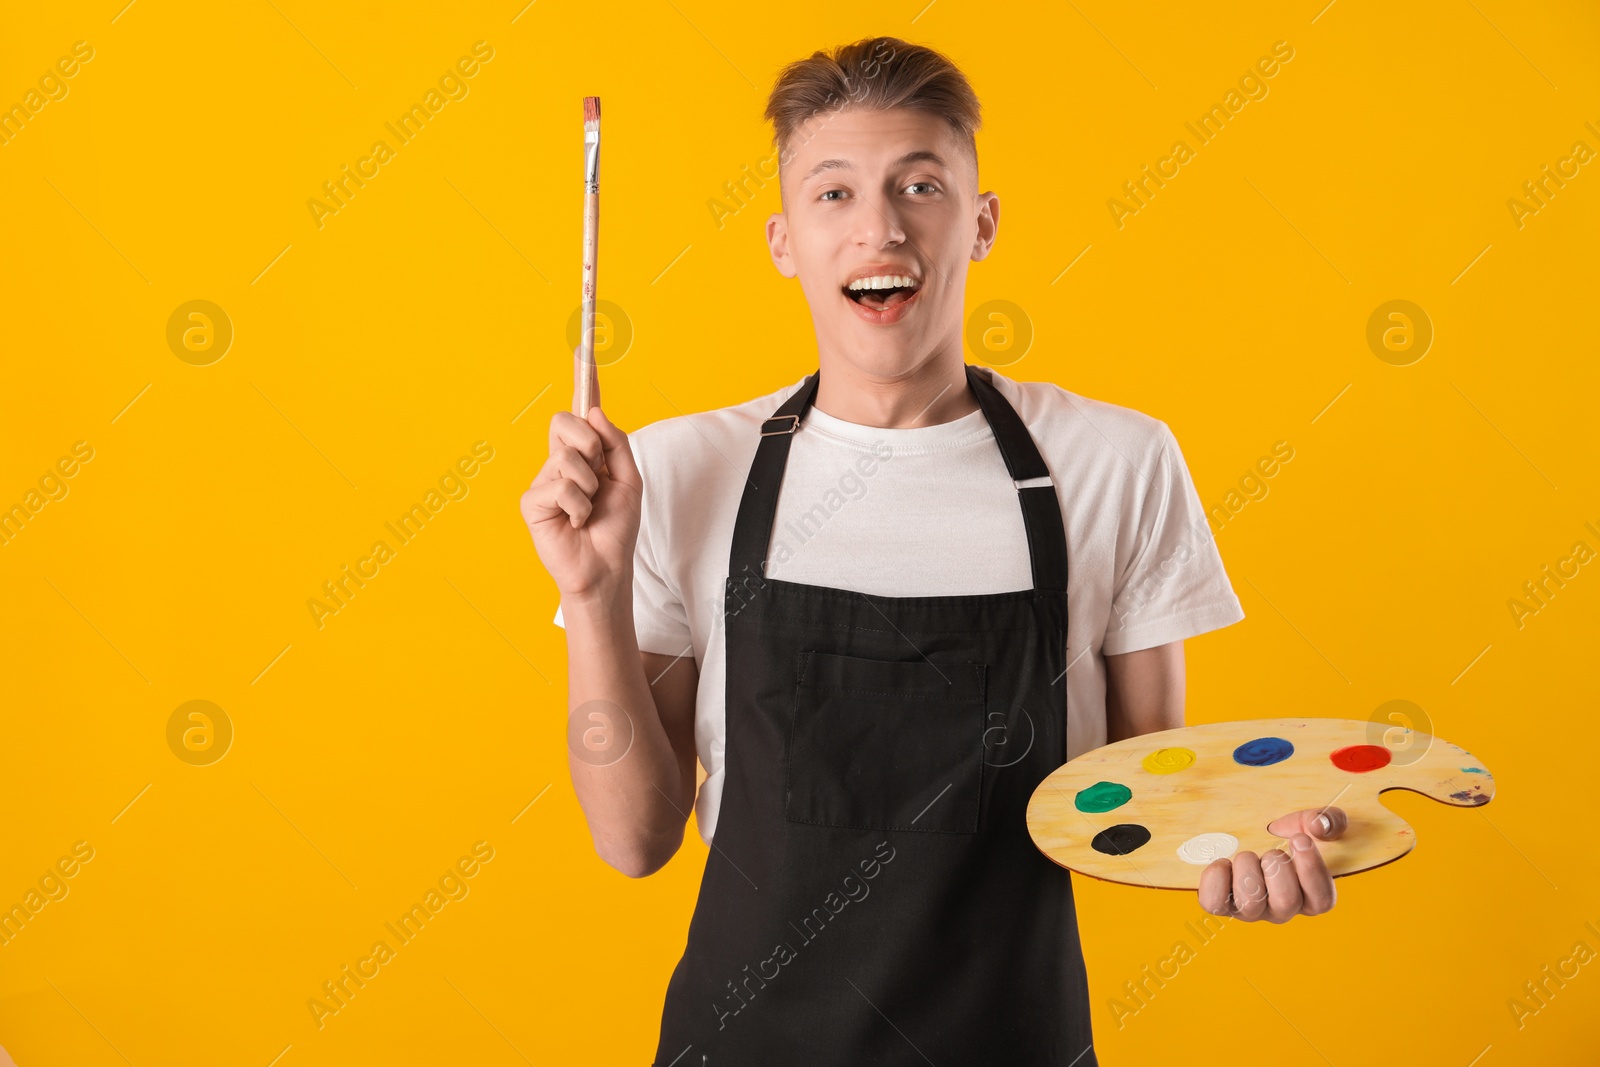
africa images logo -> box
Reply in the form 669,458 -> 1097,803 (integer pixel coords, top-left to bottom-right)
712,840 -> 896,1030
306,42 -> 495,230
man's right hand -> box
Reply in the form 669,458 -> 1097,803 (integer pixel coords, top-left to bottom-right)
520,378 -> 642,603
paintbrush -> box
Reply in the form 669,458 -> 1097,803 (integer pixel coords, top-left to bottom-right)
574,95 -> 601,417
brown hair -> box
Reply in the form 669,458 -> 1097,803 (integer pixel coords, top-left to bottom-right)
763,36 -> 982,185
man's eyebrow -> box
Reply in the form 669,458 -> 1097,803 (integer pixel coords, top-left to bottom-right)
799,150 -> 951,184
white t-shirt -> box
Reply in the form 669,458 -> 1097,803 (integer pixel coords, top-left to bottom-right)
554,366 -> 1245,843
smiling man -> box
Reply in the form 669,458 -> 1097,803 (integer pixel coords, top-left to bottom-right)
525,35 -> 1347,1066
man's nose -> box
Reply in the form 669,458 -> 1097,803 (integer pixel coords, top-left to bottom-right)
852,192 -> 907,247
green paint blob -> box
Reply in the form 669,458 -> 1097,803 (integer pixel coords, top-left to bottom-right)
1075,780 -> 1132,813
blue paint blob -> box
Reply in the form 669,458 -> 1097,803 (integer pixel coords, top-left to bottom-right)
1461,766 -> 1487,774
1233,736 -> 1294,767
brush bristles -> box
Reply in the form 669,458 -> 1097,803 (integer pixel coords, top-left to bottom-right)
583,96 -> 600,125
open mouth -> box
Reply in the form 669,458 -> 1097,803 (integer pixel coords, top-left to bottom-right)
844,277 -> 921,311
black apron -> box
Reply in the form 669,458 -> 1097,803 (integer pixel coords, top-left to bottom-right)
653,364 -> 1097,1066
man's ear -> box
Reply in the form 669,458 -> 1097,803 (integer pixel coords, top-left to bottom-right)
766,211 -> 797,278
971,191 -> 999,262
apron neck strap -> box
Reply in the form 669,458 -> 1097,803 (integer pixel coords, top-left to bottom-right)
728,364 -> 1068,594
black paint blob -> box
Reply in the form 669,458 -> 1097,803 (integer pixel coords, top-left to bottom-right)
1090,823 -> 1152,856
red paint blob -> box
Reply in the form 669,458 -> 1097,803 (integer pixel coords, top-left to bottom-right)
1330,744 -> 1392,773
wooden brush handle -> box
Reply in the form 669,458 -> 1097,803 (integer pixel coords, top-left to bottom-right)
575,189 -> 599,416
573,338 -> 600,412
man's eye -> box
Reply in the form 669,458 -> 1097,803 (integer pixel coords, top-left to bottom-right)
906,182 -> 938,195
820,189 -> 846,201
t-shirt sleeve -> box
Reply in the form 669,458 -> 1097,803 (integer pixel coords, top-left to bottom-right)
551,437 -> 694,658
1101,423 -> 1245,655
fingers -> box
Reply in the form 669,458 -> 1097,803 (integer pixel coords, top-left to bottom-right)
1198,858 -> 1235,916
520,477 -> 594,530
560,347 -> 627,487
549,410 -> 606,477
525,436 -> 605,531
1258,847 -> 1303,922
1268,805 -> 1348,842
1226,851 -> 1271,921
1199,852 -> 1285,921
1289,833 -> 1337,915
534,445 -> 601,497
528,376 -> 633,536
1296,806 -> 1347,914
1199,822 -> 1341,922
1312,805 -> 1348,841
586,406 -> 641,491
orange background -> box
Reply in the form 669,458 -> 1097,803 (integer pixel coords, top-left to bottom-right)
1,1 -> 1597,1064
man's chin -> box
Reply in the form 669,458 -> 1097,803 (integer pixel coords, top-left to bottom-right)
819,337 -> 941,381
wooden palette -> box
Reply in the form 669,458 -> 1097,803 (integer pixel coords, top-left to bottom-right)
1026,718 -> 1495,890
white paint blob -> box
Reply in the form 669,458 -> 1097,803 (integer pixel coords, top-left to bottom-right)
1177,832 -> 1240,865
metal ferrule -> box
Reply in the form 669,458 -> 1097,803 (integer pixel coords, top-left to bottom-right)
584,131 -> 600,192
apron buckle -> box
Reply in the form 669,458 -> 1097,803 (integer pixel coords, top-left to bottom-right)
760,414 -> 801,436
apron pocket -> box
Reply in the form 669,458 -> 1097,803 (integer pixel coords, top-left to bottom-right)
785,650 -> 986,834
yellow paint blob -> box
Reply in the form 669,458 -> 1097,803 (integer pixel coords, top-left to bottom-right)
1142,747 -> 1197,774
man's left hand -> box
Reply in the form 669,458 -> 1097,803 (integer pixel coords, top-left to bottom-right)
1196,806 -> 1347,922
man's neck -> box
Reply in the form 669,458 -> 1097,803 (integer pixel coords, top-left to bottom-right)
812,353 -> 980,429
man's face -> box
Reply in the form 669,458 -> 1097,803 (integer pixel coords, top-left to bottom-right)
766,107 -> 998,380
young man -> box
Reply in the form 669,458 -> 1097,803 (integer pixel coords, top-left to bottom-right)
525,36 -> 1347,1066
